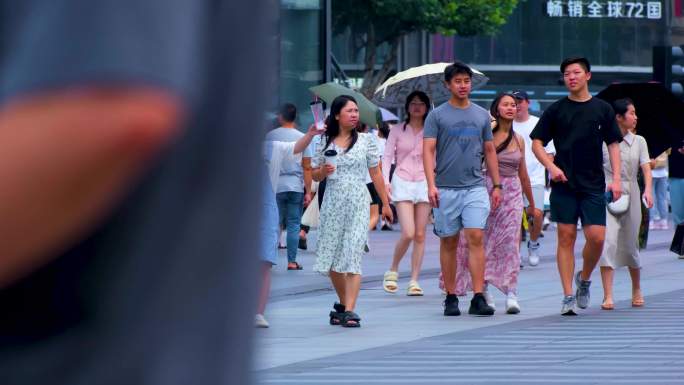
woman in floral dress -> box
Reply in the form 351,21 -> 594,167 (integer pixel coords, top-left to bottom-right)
312,95 -> 393,327
453,93 -> 535,314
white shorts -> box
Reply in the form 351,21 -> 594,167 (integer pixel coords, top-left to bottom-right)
391,174 -> 429,204
523,185 -> 545,212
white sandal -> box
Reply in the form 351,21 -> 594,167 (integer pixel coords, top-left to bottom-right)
407,280 -> 424,296
383,271 -> 399,293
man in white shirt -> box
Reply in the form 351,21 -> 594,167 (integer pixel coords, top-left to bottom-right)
265,103 -> 313,270
512,91 -> 555,266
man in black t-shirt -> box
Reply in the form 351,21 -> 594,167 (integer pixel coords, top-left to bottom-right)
530,57 -> 623,316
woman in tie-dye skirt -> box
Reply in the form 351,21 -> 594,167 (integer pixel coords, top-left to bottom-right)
452,93 -> 535,314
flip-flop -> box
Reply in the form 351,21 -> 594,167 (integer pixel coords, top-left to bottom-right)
287,262 -> 303,270
383,271 -> 398,293
632,297 -> 645,307
601,302 -> 615,310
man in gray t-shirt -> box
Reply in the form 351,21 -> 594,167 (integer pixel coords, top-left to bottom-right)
423,61 -> 501,317
424,102 -> 493,189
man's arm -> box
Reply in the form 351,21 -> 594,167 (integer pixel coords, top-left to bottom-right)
0,88 -> 182,288
297,128 -> 323,207
606,142 -> 622,200
516,136 -> 535,213
423,138 -> 438,208
483,141 -> 501,210
533,139 -> 567,183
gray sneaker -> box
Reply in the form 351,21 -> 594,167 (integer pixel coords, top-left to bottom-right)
561,295 -> 577,316
575,271 -> 591,309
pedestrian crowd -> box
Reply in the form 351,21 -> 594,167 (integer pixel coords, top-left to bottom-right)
259,57 -> 684,328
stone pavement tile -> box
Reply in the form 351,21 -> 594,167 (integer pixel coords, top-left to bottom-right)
270,226 -> 677,299
257,289 -> 684,385
256,226 -> 682,380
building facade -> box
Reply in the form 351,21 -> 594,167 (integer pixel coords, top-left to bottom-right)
276,0 -> 431,126
276,0 -> 683,119
277,0 -> 329,128
437,0 -> 675,110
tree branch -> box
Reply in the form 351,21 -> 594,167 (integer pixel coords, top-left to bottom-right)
361,23 -> 377,96
361,37 -> 400,98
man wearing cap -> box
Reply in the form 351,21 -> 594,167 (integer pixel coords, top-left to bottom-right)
512,90 -> 555,266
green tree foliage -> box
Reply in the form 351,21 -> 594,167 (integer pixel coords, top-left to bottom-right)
333,0 -> 518,97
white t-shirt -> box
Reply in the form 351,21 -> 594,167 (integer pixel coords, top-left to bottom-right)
265,127 -> 310,193
263,141 -> 297,193
372,129 -> 387,160
652,167 -> 668,178
513,115 -> 556,186
365,132 -> 381,184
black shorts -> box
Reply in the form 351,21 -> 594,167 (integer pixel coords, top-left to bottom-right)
366,183 -> 381,205
550,185 -> 606,226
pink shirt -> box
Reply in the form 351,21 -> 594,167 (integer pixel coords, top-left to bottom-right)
382,123 -> 426,184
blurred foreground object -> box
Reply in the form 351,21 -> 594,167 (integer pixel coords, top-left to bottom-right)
0,1 -> 273,384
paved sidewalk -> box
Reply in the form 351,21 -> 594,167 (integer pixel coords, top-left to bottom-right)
258,288 -> 684,384
256,226 -> 683,384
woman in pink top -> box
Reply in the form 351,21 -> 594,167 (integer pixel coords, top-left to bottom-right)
382,91 -> 431,296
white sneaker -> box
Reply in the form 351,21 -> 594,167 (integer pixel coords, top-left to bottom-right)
660,219 -> 670,230
483,290 -> 496,311
506,293 -> 520,314
255,314 -> 270,328
527,241 -> 540,266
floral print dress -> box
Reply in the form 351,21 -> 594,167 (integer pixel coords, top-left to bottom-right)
313,133 -> 379,275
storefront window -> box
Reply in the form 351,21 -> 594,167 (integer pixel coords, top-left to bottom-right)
452,0 -> 667,66
279,0 -> 324,128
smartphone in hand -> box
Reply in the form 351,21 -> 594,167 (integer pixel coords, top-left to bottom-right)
604,190 -> 614,203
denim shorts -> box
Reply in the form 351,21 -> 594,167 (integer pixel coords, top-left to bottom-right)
432,186 -> 490,238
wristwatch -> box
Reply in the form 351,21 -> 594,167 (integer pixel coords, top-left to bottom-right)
492,184 -> 503,190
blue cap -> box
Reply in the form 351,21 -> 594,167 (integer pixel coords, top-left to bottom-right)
511,90 -> 529,100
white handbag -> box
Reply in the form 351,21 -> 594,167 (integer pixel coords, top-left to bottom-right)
301,194 -> 320,228
607,193 -> 630,216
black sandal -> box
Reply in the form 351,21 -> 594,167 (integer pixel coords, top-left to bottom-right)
287,262 -> 303,270
329,302 -> 345,325
340,311 -> 361,328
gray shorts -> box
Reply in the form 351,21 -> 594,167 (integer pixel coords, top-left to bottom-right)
432,186 -> 490,238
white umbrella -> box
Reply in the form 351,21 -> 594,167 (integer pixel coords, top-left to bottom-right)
379,107 -> 399,122
373,62 -> 489,108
